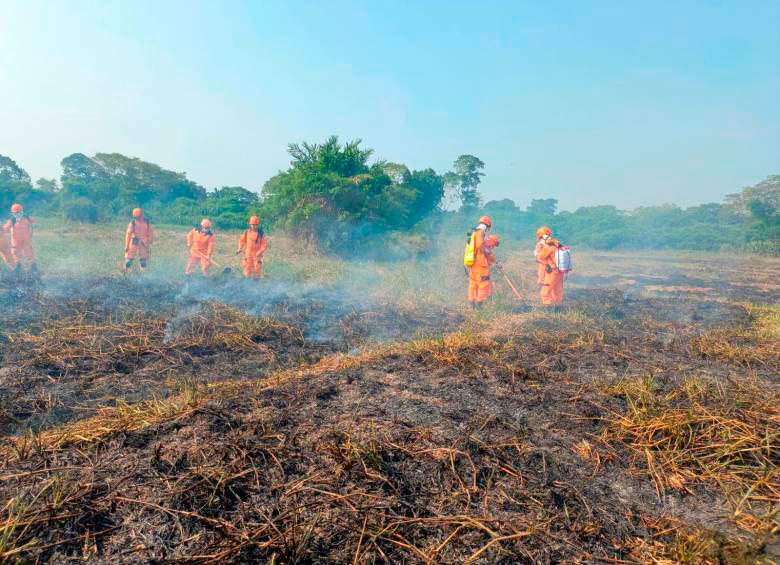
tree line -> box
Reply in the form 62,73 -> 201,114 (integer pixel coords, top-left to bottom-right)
0,142 -> 777,255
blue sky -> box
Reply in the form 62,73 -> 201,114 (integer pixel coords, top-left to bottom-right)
1,1 -> 778,210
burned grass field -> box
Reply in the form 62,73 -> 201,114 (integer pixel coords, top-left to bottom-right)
0,250 -> 778,563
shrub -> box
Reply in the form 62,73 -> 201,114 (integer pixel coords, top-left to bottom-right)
63,198 -> 98,223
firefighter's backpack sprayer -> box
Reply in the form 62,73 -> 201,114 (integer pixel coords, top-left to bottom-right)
555,246 -> 573,273
463,229 -> 477,268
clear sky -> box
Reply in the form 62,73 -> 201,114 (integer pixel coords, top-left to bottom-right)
1,1 -> 778,210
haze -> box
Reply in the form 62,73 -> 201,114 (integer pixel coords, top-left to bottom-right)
1,0 -> 778,210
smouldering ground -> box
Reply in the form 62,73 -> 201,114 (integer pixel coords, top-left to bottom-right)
0,223 -> 778,563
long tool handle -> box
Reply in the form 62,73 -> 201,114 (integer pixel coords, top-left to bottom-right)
495,264 -> 526,301
502,272 -> 526,301
192,248 -> 222,268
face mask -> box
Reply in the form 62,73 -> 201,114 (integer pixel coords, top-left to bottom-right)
542,234 -> 550,241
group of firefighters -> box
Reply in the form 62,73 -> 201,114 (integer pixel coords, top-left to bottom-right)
123,208 -> 268,278
0,205 -> 268,280
466,215 -> 568,310
3,204 -> 568,308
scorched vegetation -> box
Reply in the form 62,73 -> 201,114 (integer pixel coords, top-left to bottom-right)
0,228 -> 778,563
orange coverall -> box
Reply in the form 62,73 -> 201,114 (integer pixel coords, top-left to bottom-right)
185,229 -> 215,276
0,230 -> 12,269
237,229 -> 267,278
3,216 -> 35,268
538,244 -> 564,307
534,239 -> 547,285
125,218 -> 154,262
468,229 -> 496,303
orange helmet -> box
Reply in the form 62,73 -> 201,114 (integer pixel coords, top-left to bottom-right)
486,234 -> 500,248
248,216 -> 260,225
11,203 -> 23,214
479,215 -> 492,227
536,226 -> 552,239
132,207 -> 143,218
200,218 -> 212,229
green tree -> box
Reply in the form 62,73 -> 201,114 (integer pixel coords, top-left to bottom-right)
202,186 -> 261,228
381,162 -> 411,185
63,197 -> 98,223
0,155 -> 34,211
161,197 -> 202,226
261,136 -> 382,248
60,153 -> 115,206
553,206 -> 624,249
725,175 -> 780,215
35,178 -> 59,193
725,175 -> 780,253
485,198 -> 519,214
527,198 -> 558,217
261,136 -> 443,251
92,153 -> 206,207
405,168 -> 444,227
206,186 -> 260,214
448,154 -> 485,210
481,199 -> 530,236
60,152 -> 207,219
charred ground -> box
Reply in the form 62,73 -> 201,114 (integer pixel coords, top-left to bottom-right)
0,250 -> 778,563
0,276 -> 461,434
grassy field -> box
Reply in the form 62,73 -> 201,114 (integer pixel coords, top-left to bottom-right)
0,222 -> 778,563
25,219 -> 780,305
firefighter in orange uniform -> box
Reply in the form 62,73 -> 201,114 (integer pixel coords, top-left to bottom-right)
124,208 -> 154,273
534,226 -> 552,285
236,216 -> 268,278
185,219 -> 216,276
537,237 -> 565,309
3,203 -> 36,273
468,215 -> 496,308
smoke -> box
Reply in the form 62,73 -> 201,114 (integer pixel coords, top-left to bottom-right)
4,260 -> 459,348
0,217 -> 487,352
